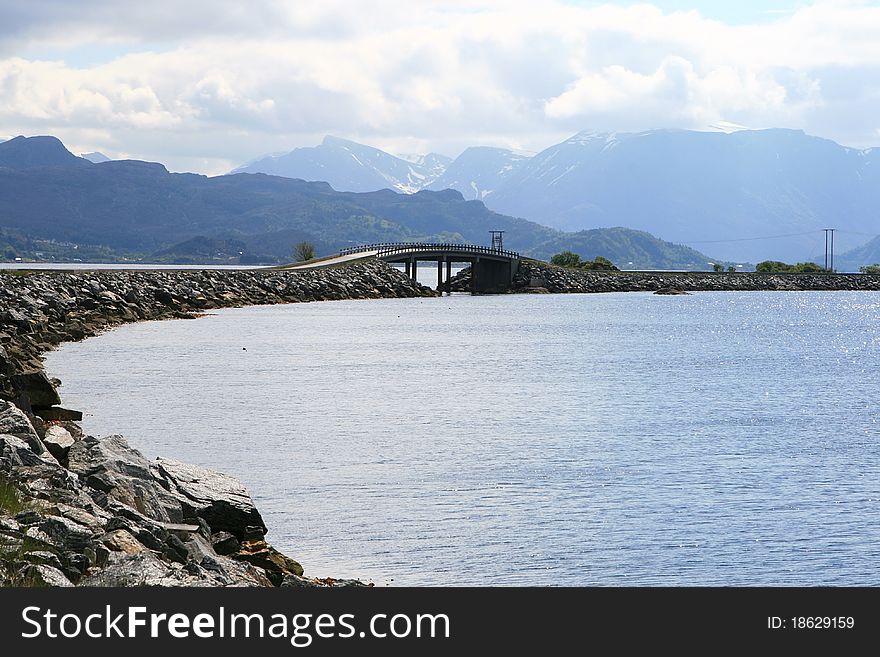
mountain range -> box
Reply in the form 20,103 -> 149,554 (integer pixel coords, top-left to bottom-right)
236,129 -> 880,264
0,135 -> 716,269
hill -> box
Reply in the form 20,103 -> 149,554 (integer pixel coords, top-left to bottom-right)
0,135 -> 719,269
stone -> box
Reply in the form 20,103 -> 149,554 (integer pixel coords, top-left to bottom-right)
23,550 -> 64,570
101,529 -> 147,554
211,531 -> 241,556
0,434 -> 58,468
152,458 -> 267,540
43,425 -> 75,461
653,287 -> 690,295
18,564 -> 74,587
37,515 -> 95,551
233,538 -> 304,584
34,407 -> 83,422
67,435 -> 182,523
0,399 -> 46,455
11,371 -> 61,409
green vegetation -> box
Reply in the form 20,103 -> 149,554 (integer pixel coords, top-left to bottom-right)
550,252 -> 619,271
293,241 -> 316,261
859,264 -> 880,274
755,260 -> 826,273
0,473 -> 25,516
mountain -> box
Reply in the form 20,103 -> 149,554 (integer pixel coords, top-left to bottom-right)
482,129 -> 880,263
81,151 -> 111,163
0,135 -> 718,269
426,146 -> 530,201
232,136 -> 450,193
0,135 -> 90,169
833,236 -> 880,272
235,130 -> 880,263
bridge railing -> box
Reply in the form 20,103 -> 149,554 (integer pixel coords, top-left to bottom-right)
339,242 -> 519,259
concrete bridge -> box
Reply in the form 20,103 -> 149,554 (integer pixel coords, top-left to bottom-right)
285,242 -> 521,293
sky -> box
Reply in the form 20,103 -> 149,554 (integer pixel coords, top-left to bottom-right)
2,0 -> 880,174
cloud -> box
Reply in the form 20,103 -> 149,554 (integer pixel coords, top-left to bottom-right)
1,1 -> 880,173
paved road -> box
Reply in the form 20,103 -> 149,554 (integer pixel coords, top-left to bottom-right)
281,250 -> 379,269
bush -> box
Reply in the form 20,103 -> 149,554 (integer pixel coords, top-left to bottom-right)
550,251 -> 582,268
550,252 -> 619,271
860,264 -> 880,274
293,241 -> 316,262
756,260 -> 827,273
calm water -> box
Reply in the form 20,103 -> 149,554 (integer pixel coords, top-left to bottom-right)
44,291 -> 880,586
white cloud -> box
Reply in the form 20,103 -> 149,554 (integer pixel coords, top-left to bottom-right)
1,1 -> 879,173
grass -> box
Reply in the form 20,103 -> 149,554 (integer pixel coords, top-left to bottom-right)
0,474 -> 25,516
0,269 -> 35,277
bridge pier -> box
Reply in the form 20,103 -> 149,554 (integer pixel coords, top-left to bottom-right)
437,258 -> 443,290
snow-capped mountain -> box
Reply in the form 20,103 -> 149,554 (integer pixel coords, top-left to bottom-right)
230,129 -> 880,263
426,146 -> 531,200
231,136 -> 450,193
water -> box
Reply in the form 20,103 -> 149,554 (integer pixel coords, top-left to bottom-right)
43,291 -> 880,586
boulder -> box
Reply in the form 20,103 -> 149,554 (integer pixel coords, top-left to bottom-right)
0,434 -> 58,468
34,407 -> 83,422
67,435 -> 182,523
101,529 -> 147,555
0,400 -> 47,455
43,425 -> 75,461
653,287 -> 690,295
152,458 -> 267,540
11,372 -> 61,409
18,564 -> 74,587
233,538 -> 304,585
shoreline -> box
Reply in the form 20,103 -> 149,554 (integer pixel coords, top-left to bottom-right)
5,258 -> 880,587
0,261 -> 435,587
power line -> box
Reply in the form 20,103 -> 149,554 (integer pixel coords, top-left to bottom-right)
679,230 -> 825,245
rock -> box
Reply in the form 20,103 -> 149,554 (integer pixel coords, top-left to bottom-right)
37,515 -> 95,551
67,435 -> 182,523
0,399 -> 46,454
152,458 -> 267,540
43,425 -> 75,461
23,550 -> 64,570
34,407 -> 83,422
211,531 -> 241,556
233,538 -> 304,585
18,564 -> 74,587
11,372 -> 61,409
101,529 -> 147,555
0,434 -> 58,468
654,287 -> 690,295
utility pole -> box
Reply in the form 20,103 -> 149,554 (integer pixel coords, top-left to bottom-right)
823,228 -> 836,272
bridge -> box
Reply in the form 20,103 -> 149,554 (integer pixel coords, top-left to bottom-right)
284,242 -> 521,293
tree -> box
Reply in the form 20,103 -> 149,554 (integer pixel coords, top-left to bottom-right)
726,266 -> 736,273
550,251 -> 582,268
712,263 -> 723,273
581,256 -> 619,271
293,241 -> 316,262
860,264 -> 880,274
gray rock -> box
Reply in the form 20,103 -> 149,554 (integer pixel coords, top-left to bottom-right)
152,458 -> 267,540
0,400 -> 46,454
43,425 -> 75,461
11,372 -> 61,409
37,515 -> 95,551
23,550 -> 64,570
67,435 -> 182,523
18,564 -> 74,587
211,531 -> 240,556
0,434 -> 58,467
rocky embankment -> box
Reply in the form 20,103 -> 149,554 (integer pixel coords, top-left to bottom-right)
445,260 -> 880,294
0,261 -> 434,587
